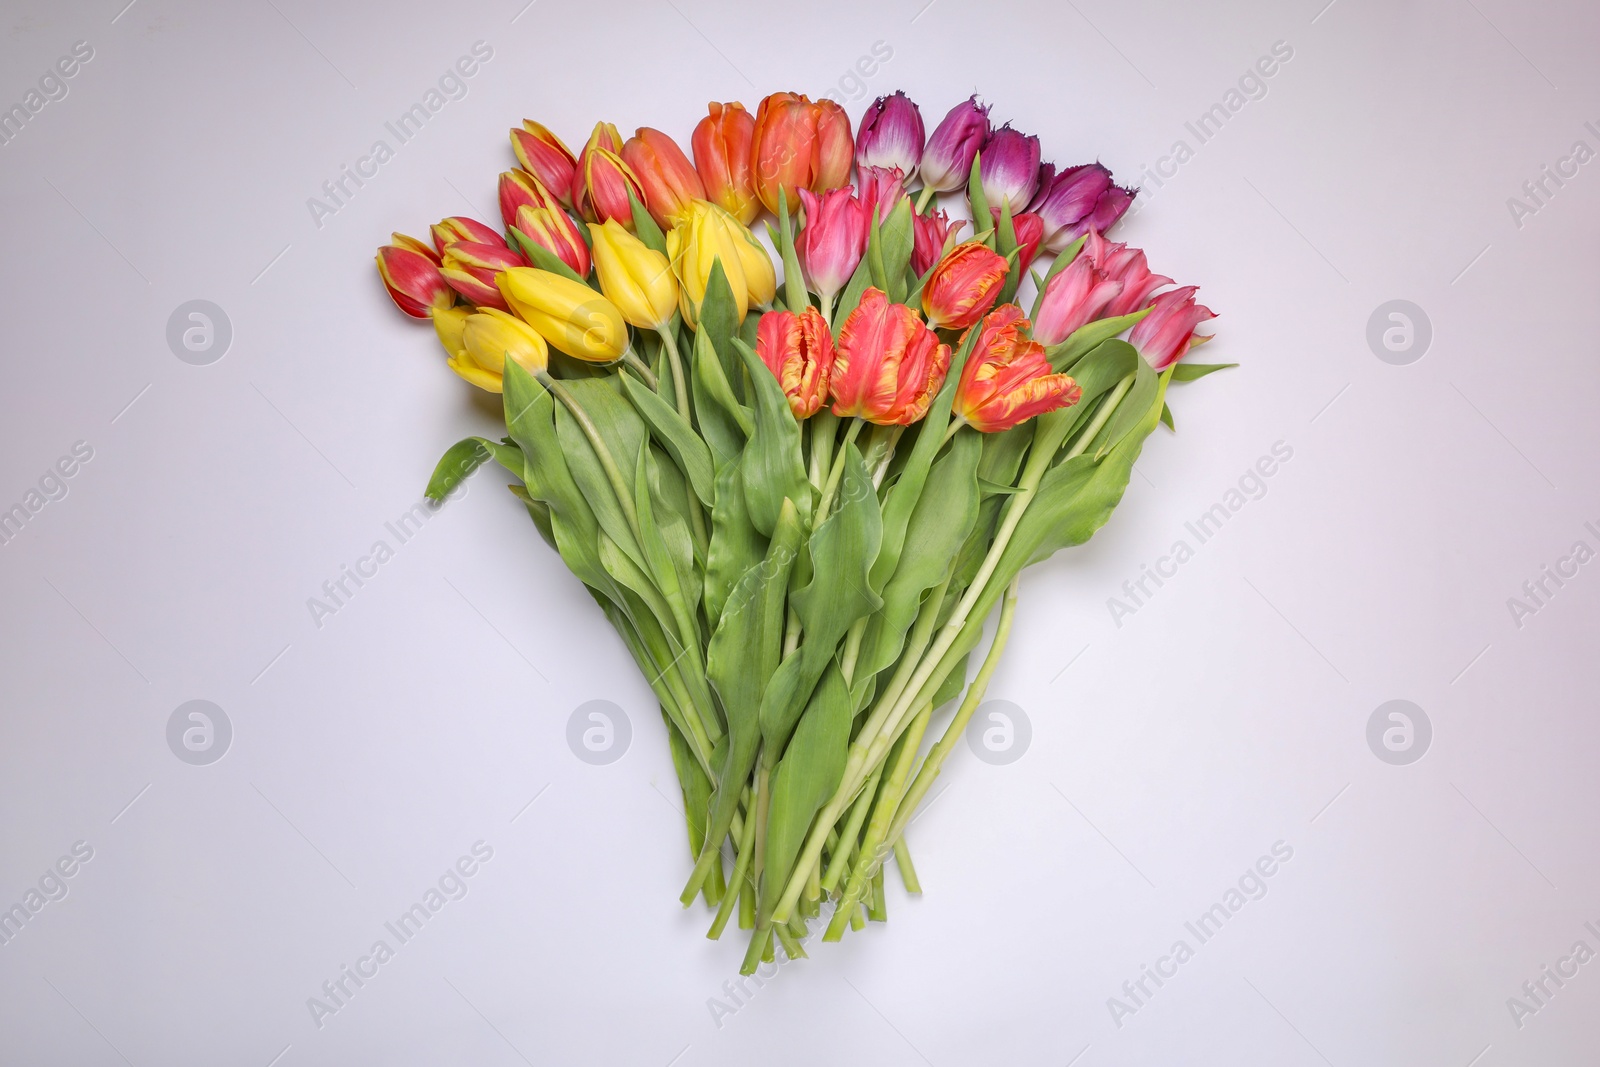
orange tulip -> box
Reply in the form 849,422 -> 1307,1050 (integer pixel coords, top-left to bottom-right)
953,304 -> 1082,432
756,306 -> 835,418
621,127 -> 706,227
830,288 -> 951,425
691,102 -> 758,224
750,92 -> 855,215
921,242 -> 1009,331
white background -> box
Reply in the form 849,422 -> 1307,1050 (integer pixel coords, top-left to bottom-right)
2,0 -> 1598,1064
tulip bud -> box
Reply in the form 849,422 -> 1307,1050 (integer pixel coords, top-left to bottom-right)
1082,230 -> 1172,318
498,267 -> 629,363
589,219 -> 678,330
856,91 -> 925,176
756,306 -> 835,418
498,170 -> 542,232
510,121 -> 578,208
622,127 -> 706,227
572,122 -> 625,209
377,235 -> 453,319
1031,252 -> 1124,347
979,126 -> 1042,215
431,304 -> 471,358
921,241 -> 1008,330
431,216 -> 505,254
953,304 -> 1082,432
581,146 -> 645,229
1029,163 -> 1136,251
665,200 -> 770,325
450,308 -> 550,393
514,203 -> 591,279
919,96 -> 990,193
439,240 -> 527,310
1128,286 -> 1215,370
796,187 -> 871,301
1001,210 -> 1046,275
858,165 -> 908,225
830,288 -> 951,425
910,209 -> 965,277
750,93 -> 854,215
692,102 -> 759,225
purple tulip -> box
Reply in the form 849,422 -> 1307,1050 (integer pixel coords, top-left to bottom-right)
978,125 -> 1041,215
919,95 -> 991,193
856,91 -> 925,176
1031,163 -> 1138,251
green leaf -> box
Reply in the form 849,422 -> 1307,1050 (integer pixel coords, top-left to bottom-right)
1171,361 -> 1238,382
977,477 -> 1025,497
509,226 -> 586,284
880,198 -> 916,304
634,441 -> 702,655
627,188 -> 668,256
1047,307 -> 1153,371
699,259 -> 743,396
777,188 -> 809,315
760,442 -> 882,758
506,483 -> 555,549
704,458 -> 765,628
866,213 -> 890,293
691,327 -> 751,468
732,337 -> 812,537
1092,351 -> 1159,457
996,197 -> 1020,304
694,500 -> 805,900
760,664 -> 852,918
1160,401 -> 1174,430
967,152 -> 992,248
620,372 -> 715,507
425,436 -> 519,501
832,254 -> 874,336
553,377 -> 650,574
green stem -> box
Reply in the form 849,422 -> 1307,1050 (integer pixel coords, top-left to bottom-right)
814,418 -> 864,524
818,290 -> 835,329
887,580 -> 1020,848
621,347 -> 658,390
915,184 -> 938,214
893,839 -> 920,893
821,765 -> 882,893
940,415 -> 967,449
708,784 -> 760,940
655,325 -> 692,423
539,372 -> 644,547
1064,374 -> 1134,461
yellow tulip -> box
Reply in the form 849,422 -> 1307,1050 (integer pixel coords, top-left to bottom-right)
666,199 -> 750,326
588,220 -> 678,330
497,267 -> 628,363
732,221 -> 776,308
431,304 -> 471,359
448,308 -> 549,393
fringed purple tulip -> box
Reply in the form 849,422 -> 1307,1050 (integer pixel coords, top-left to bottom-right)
919,96 -> 991,193
856,91 -> 925,176
979,125 -> 1041,214
1032,163 -> 1137,251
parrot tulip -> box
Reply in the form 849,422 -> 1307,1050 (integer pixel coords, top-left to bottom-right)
830,288 -> 951,425
921,241 -> 1008,330
756,306 -> 835,418
952,304 -> 1082,432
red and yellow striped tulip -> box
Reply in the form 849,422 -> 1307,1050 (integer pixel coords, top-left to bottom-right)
921,241 -> 1008,330
377,234 -> 454,318
830,288 -> 951,425
756,306 -> 835,418
952,304 -> 1081,432
510,120 -> 578,208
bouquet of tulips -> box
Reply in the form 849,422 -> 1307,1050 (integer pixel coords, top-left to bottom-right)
376,90 -> 1224,972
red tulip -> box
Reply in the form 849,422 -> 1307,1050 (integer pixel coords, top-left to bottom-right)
621,127 -> 706,227
796,187 -> 871,300
692,101 -> 759,224
1006,210 -> 1045,275
756,306 -> 836,418
376,234 -> 453,318
1129,286 -> 1216,370
431,216 -> 504,254
510,121 -> 578,208
921,241 -> 1008,330
953,304 -> 1082,432
439,240 -> 526,310
501,170 -> 590,277
910,209 -> 965,276
830,288 -> 951,425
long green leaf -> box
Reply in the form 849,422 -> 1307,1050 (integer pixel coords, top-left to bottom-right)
692,328 -> 751,468
760,664 -> 852,918
621,373 -> 715,507
732,337 -> 812,537
704,458 -> 765,629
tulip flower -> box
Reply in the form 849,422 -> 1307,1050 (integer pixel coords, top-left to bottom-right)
1029,163 -> 1136,251
498,267 -> 628,363
919,96 -> 990,194
750,93 -> 854,215
621,127 -> 706,227
1009,210 -> 1045,275
858,165 -> 908,224
979,126 -> 1041,215
431,216 -> 505,254
377,235 -> 453,318
666,200 -> 771,325
502,170 -> 591,277
571,122 -> 624,207
796,187 -> 870,302
910,209 -> 965,276
448,308 -> 550,393
510,120 -> 578,208
589,219 -> 677,330
1128,286 -> 1215,370
439,240 -> 527,310
856,91 -> 925,176
921,241 -> 1008,330
756,306 -> 835,418
498,170 -> 543,232
581,146 -> 645,228
431,304 -> 471,359
1031,251 -> 1124,346
953,304 -> 1082,432
1081,230 -> 1172,318
692,102 -> 759,225
830,288 -> 951,425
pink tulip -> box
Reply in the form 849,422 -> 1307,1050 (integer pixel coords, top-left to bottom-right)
1031,252 -> 1123,346
1081,230 -> 1172,318
911,209 -> 965,276
1129,286 -> 1216,370
858,165 -> 908,224
796,186 -> 871,300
